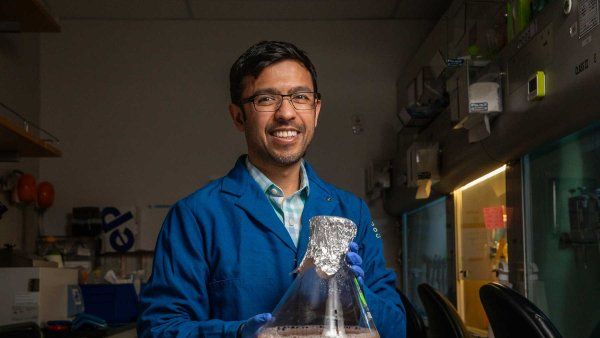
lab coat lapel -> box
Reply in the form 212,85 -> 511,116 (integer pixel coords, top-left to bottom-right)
236,190 -> 297,252
222,156 -> 297,252
296,162 -> 338,262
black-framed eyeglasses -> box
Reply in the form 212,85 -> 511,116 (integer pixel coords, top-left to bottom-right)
241,92 -> 321,112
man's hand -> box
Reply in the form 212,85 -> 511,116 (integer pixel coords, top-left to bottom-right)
346,242 -> 365,286
239,313 -> 272,338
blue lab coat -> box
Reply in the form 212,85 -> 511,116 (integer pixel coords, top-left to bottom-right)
138,156 -> 406,337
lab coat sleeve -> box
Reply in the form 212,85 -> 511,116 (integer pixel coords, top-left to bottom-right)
137,201 -> 244,338
357,200 -> 407,338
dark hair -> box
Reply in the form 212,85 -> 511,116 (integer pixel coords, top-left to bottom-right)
229,41 -> 318,106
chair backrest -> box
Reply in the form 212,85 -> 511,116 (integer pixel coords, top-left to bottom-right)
417,283 -> 470,338
397,288 -> 428,338
479,282 -> 562,338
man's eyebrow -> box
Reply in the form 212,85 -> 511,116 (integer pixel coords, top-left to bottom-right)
252,86 -> 314,96
288,86 -> 313,93
252,88 -> 279,96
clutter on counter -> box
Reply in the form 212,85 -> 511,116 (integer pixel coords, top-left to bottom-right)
1,203 -> 163,337
0,266 -> 143,337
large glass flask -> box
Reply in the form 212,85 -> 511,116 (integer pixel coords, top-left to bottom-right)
257,216 -> 380,338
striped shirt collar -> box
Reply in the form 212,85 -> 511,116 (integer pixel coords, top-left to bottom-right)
245,157 -> 310,197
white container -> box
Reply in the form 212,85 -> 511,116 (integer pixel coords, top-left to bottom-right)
0,267 -> 78,325
468,81 -> 502,114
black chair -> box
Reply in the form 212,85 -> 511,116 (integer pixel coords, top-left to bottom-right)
417,283 -> 471,338
397,288 -> 427,338
479,282 -> 562,338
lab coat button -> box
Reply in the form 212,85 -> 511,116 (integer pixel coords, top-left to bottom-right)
326,196 -> 333,201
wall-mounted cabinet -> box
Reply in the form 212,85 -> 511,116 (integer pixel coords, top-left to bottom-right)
390,0 -> 600,208
0,0 -> 61,32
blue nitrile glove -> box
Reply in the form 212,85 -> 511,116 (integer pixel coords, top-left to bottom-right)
346,242 -> 365,286
239,313 -> 273,338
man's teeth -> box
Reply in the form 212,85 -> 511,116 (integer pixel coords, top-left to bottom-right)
273,130 -> 297,138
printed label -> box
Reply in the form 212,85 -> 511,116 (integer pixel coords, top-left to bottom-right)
12,293 -> 38,322
579,0 -> 600,38
370,221 -> 381,239
469,102 -> 489,113
446,58 -> 465,67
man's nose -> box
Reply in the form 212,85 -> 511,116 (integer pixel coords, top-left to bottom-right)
274,98 -> 297,120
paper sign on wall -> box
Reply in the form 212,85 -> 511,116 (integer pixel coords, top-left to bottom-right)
483,206 -> 506,229
101,206 -> 137,253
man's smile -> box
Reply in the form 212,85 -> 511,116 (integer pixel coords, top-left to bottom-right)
267,125 -> 305,145
271,130 -> 298,138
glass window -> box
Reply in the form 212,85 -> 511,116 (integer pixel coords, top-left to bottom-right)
454,166 -> 507,335
524,124 -> 600,338
402,197 -> 449,318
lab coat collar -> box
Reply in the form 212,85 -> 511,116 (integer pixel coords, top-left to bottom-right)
221,155 -> 338,257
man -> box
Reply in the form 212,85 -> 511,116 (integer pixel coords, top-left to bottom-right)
138,41 -> 406,337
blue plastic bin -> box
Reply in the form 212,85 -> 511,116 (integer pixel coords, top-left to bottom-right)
80,284 -> 144,325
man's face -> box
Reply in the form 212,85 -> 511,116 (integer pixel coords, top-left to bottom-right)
229,60 -> 321,168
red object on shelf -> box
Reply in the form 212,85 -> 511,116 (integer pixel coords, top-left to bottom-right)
16,173 -> 36,203
37,181 -> 55,209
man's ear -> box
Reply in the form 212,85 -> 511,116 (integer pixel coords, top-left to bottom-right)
229,103 -> 245,131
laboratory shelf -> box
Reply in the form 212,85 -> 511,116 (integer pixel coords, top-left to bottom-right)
0,114 -> 61,158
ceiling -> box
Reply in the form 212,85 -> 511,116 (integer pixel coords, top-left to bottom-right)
45,0 -> 452,21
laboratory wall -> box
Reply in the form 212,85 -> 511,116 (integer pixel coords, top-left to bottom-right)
0,33 -> 41,250
38,20 -> 434,271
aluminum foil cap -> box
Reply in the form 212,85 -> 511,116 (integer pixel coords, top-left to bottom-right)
296,216 -> 357,278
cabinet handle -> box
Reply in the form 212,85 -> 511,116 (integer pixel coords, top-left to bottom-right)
552,179 -> 559,233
